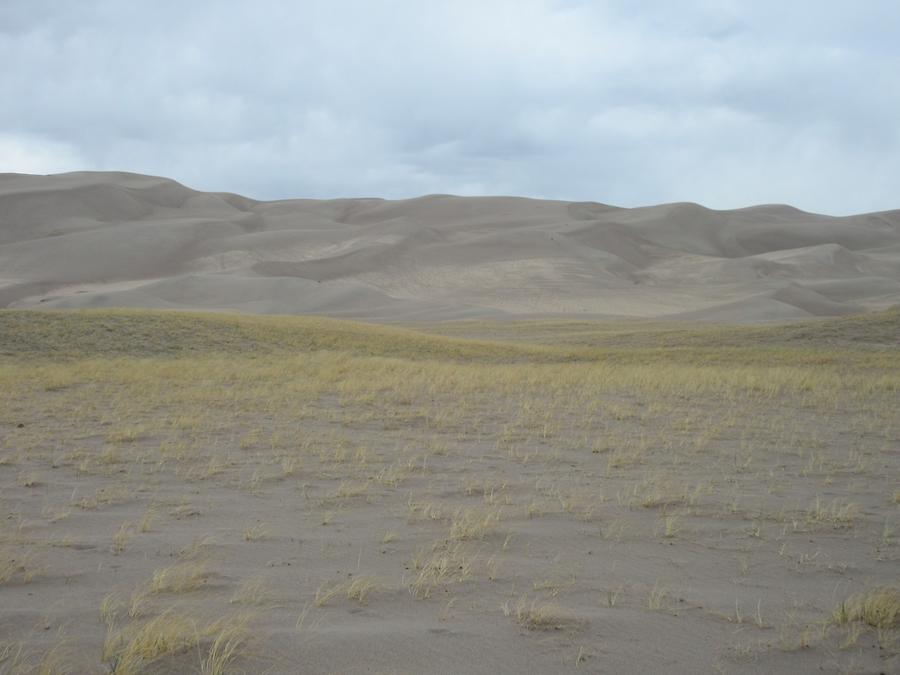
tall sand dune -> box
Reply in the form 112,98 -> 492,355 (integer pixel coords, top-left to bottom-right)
2,171 -> 899,321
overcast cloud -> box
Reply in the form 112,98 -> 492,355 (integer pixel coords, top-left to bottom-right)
2,0 -> 898,214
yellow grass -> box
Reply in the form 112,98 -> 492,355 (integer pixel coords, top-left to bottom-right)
200,614 -> 253,675
504,595 -> 578,631
449,506 -> 503,541
345,576 -> 380,605
102,609 -> 252,675
409,542 -> 476,599
103,610 -> 198,675
149,561 -> 209,594
832,587 -> 900,629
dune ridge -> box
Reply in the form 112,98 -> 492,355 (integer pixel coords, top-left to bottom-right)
2,171 -> 899,321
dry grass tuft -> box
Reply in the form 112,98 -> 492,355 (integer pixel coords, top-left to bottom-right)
0,548 -> 35,584
504,595 -> 578,631
111,522 -> 134,555
806,496 -> 859,529
103,609 -> 252,675
449,506 -> 502,541
333,480 -> 369,499
200,613 -> 253,675
34,641 -> 73,675
103,610 -> 198,675
230,576 -> 270,606
647,580 -> 669,611
409,542 -> 475,599
313,579 -> 345,608
100,592 -> 124,627
149,561 -> 209,594
345,576 -> 380,605
832,586 -> 900,629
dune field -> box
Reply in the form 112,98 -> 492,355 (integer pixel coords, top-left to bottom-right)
1,172 -> 899,322
0,173 -> 898,674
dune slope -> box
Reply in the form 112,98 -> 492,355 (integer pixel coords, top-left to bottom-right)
2,171 -> 899,321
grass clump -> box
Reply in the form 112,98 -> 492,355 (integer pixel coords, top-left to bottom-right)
200,614 -> 253,675
832,587 -> 900,629
504,595 -> 577,631
449,506 -> 502,541
345,576 -> 380,605
409,542 -> 475,599
103,610 -> 198,675
103,610 -> 252,675
149,561 -> 209,593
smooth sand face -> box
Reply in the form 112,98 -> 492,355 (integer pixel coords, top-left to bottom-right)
1,171 -> 899,321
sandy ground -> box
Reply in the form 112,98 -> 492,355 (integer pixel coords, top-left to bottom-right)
1,171 -> 899,321
0,310 -> 897,674
1,173 -> 898,673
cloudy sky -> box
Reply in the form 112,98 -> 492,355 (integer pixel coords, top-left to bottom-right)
2,1 -> 898,214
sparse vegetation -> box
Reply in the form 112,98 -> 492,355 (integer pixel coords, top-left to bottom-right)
345,576 -> 380,605
200,613 -> 253,675
242,522 -> 269,542
149,561 -> 209,594
0,307 -> 898,673
832,587 -> 900,630
449,506 -> 503,541
409,542 -> 476,599
504,595 -> 578,631
102,610 -> 199,675
230,576 -> 270,606
0,548 -> 35,585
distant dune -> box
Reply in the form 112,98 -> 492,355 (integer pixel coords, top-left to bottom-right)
2,171 -> 899,321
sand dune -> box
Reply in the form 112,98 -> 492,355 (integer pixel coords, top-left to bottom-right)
2,171 -> 899,321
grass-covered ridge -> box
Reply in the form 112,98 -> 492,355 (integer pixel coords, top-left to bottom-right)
1,307 -> 899,373
419,306 -> 900,350
0,308 -> 897,421
0,308 -> 552,362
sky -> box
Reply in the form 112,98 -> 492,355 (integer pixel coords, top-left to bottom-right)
1,0 -> 899,215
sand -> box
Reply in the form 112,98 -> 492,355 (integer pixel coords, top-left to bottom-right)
1,171 -> 899,321
0,310 -> 898,674
0,174 -> 898,674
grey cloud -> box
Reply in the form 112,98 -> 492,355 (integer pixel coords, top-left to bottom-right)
1,0 -> 898,214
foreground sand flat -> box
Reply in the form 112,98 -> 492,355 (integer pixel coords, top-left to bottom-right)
0,309 -> 897,674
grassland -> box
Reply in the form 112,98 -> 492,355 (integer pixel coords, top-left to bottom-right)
0,308 -> 898,673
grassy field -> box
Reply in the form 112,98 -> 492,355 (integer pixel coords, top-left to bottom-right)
0,308 -> 898,674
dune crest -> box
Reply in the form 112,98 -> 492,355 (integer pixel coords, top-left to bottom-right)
2,171 -> 899,321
